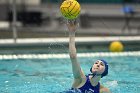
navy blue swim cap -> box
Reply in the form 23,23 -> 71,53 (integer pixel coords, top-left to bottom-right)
90,59 -> 108,78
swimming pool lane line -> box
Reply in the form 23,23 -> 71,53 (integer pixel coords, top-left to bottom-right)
0,36 -> 140,44
0,51 -> 140,60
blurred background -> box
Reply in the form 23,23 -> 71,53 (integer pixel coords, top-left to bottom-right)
0,0 -> 140,53
0,0 -> 140,38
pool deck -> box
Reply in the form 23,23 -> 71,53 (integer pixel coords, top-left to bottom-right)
0,36 -> 140,46
0,36 -> 140,56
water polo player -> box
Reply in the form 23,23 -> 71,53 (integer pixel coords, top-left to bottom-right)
66,20 -> 111,93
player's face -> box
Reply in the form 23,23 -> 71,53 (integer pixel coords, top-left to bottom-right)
91,60 -> 105,74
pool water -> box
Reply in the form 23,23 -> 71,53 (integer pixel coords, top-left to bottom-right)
0,54 -> 140,93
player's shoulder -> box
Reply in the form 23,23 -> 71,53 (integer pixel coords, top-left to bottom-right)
100,84 -> 111,93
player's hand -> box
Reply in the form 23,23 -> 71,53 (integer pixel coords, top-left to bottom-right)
66,19 -> 79,32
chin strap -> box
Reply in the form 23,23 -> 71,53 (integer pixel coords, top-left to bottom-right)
89,72 -> 101,78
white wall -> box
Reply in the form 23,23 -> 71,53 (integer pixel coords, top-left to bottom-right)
0,0 -> 41,5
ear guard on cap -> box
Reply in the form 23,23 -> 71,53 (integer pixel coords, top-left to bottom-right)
100,59 -> 108,78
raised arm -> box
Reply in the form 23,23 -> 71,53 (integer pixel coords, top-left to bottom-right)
67,20 -> 85,81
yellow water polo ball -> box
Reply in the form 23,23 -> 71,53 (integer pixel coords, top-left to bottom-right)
109,41 -> 124,52
60,0 -> 81,19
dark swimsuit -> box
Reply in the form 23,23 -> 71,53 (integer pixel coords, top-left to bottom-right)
78,74 -> 100,93
69,74 -> 100,93
62,75 -> 100,93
